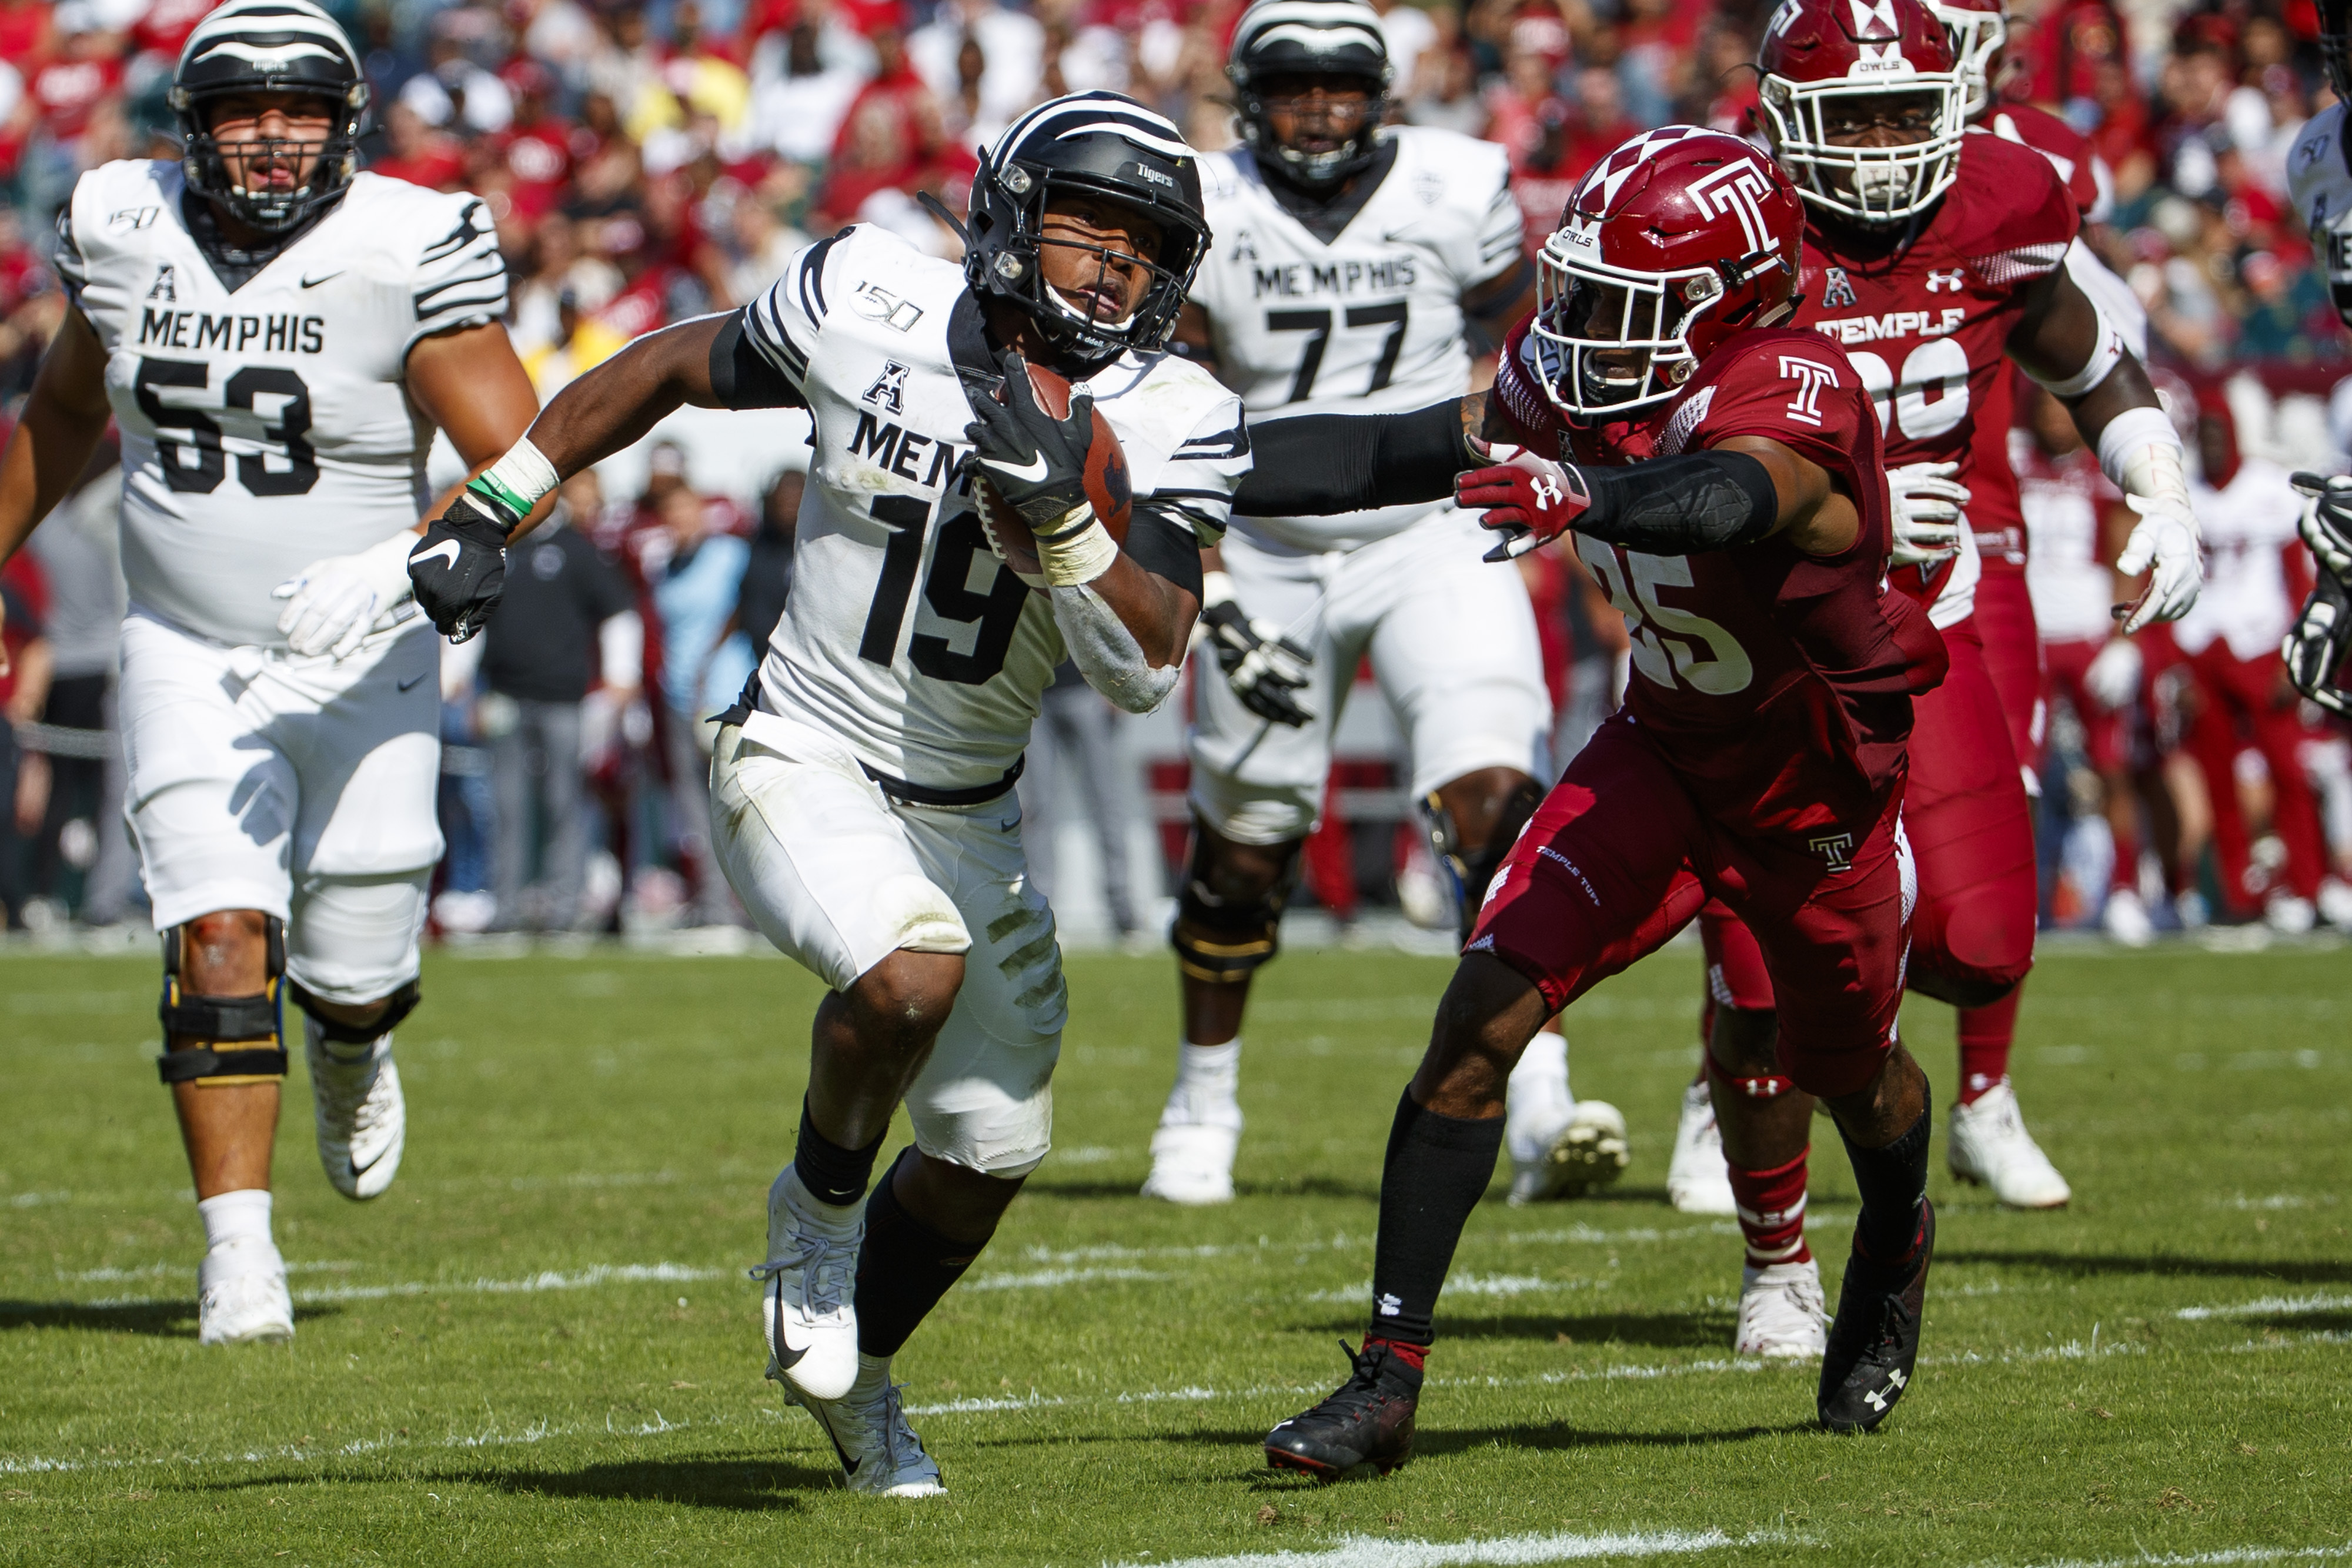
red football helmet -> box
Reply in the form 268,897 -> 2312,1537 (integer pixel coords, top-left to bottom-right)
1757,0 -> 1969,228
1920,0 -> 2007,118
1529,125 -> 1804,419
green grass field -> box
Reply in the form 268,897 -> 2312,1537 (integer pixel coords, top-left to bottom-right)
2,940 -> 2348,1566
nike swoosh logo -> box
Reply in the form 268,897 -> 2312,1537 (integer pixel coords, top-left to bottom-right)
397,673 -> 428,693
300,270 -> 342,288
982,453 -> 1050,483
770,1288 -> 810,1369
410,540 -> 460,571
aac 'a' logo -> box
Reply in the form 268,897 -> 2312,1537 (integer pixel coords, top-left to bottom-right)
861,359 -> 911,416
1229,228 -> 1258,262
146,263 -> 176,302
1820,266 -> 1857,310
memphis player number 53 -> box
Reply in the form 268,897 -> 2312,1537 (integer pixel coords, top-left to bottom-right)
132,354 -> 319,496
1573,536 -> 1755,696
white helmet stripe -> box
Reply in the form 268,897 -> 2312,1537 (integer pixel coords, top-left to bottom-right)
181,0 -> 360,74
996,92 -> 1191,165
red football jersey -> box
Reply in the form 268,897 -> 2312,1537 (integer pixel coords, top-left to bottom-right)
1535,330 -> 1949,838
1979,105 -> 2106,220
1793,132 -> 2078,618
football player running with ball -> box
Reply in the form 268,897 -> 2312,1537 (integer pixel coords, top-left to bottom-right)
404,92 -> 1244,1497
1235,128 -> 1952,1469
1658,0 -> 2203,1363
1148,0 -> 1625,1211
0,0 -> 541,1346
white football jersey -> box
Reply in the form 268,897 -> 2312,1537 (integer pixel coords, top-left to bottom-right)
55,162 -> 507,648
2172,457 -> 2302,663
1188,126 -> 1522,551
2017,431 -> 2117,646
2289,103 -> 2352,330
740,223 -> 1249,793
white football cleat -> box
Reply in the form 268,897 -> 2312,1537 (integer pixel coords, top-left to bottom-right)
197,1236 -> 294,1346
1947,1080 -> 2071,1209
1733,1258 -> 1826,1360
1140,1076 -> 1242,1205
2266,892 -> 2317,936
1666,1080 -> 1737,1216
750,1169 -> 863,1402
307,1024 -> 406,1201
2318,878 -> 2352,932
789,1353 -> 946,1497
2100,887 -> 2154,947
1508,1101 -> 1629,1203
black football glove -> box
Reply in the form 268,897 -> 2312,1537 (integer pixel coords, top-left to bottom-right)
2292,470 -> 2352,583
1201,591 -> 1314,727
2284,573 -> 2352,719
409,489 -> 515,643
963,348 -> 1098,540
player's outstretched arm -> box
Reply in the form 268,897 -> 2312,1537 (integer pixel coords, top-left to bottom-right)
2009,266 -> 2199,633
1456,434 -> 1845,560
0,307 -> 111,677
1230,393 -> 1484,517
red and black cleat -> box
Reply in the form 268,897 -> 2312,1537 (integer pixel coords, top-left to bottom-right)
1818,1199 -> 1935,1433
1265,1339 -> 1422,1480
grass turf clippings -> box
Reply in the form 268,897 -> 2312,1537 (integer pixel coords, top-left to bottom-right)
1,941 -> 2347,1565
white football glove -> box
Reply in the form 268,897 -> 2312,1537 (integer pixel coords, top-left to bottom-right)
273,529 -> 420,658
2113,442 -> 2201,634
1886,460 -> 1969,567
2290,470 -> 2352,581
2082,637 -> 2143,712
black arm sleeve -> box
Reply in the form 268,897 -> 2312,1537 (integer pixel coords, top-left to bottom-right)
1572,451 -> 1780,555
707,312 -> 807,412
1231,399 -> 1468,518
1122,503 -> 1206,599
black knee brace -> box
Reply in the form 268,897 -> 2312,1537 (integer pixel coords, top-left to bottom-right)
288,977 -> 422,1044
157,917 -> 288,1085
1425,777 -> 1546,942
1171,833 -> 1302,984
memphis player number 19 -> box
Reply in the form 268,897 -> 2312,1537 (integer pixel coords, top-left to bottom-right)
856,492 -> 1029,685
132,355 -> 318,496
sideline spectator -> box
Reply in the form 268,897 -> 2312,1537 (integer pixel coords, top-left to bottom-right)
646,479 -> 753,928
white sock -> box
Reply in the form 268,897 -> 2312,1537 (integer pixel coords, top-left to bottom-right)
1511,1029 -> 1571,1098
1174,1039 -> 1241,1095
777,1165 -> 863,1231
198,1189 -> 273,1253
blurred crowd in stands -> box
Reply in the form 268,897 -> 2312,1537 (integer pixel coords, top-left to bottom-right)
2,0 -> 2351,943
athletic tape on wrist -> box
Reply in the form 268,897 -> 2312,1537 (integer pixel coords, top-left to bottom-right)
1037,513 -> 1119,587
2095,406 -> 2184,497
466,439 -> 559,531
1201,569 -> 1235,610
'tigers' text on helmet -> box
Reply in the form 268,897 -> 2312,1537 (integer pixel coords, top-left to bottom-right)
140,308 -> 328,355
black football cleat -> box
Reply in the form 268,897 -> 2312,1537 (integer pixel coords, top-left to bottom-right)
1818,1198 -> 1935,1433
1265,1339 -> 1423,1480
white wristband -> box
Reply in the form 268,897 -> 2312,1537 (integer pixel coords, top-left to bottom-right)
1201,569 -> 1235,610
1036,510 -> 1120,587
2096,406 -> 2184,496
470,437 -> 561,523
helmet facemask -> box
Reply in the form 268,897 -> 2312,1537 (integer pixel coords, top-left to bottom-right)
1532,228 -> 1725,419
1930,2 -> 2007,118
1232,68 -> 1389,190
175,82 -> 368,235
975,159 -> 1205,362
1760,75 -> 1967,228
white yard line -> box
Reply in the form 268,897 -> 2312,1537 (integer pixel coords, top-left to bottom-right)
1105,1528 -> 1756,1568
2177,1292 -> 2352,1320
1995,1547 -> 2352,1568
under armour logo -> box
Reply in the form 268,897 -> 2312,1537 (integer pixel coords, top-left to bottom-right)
1778,356 -> 1840,427
147,263 -> 176,302
1924,268 -> 1966,293
1862,1367 -> 1909,1410
1688,158 -> 1779,253
861,360 -> 911,416
1530,474 -> 1563,510
1377,1292 -> 1404,1318
1809,830 -> 1856,870
1820,266 -> 1857,309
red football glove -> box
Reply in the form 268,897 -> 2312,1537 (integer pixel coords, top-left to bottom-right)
1455,436 -> 1593,561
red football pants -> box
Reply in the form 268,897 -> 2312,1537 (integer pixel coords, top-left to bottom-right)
1471,717 -> 1912,1099
2180,640 -> 2327,911
1973,569 -> 2046,786
1702,618 -> 2036,1016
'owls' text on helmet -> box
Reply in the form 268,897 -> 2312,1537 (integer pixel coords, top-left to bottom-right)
965,92 -> 1210,365
1757,0 -> 1969,229
171,0 -> 369,235
1227,0 -> 1392,191
1529,126 -> 1805,419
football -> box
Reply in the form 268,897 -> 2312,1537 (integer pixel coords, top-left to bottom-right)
977,360 -> 1132,590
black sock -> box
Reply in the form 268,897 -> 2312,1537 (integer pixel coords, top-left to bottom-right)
793,1099 -> 885,1209
1839,1086 -> 1932,1267
1367,1088 -> 1505,1347
855,1153 -> 984,1357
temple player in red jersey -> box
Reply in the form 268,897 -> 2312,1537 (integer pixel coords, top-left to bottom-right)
1656,0 -> 2204,1369
1224,125 -> 1952,1466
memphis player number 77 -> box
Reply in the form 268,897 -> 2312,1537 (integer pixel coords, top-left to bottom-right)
1264,302 -> 1409,403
